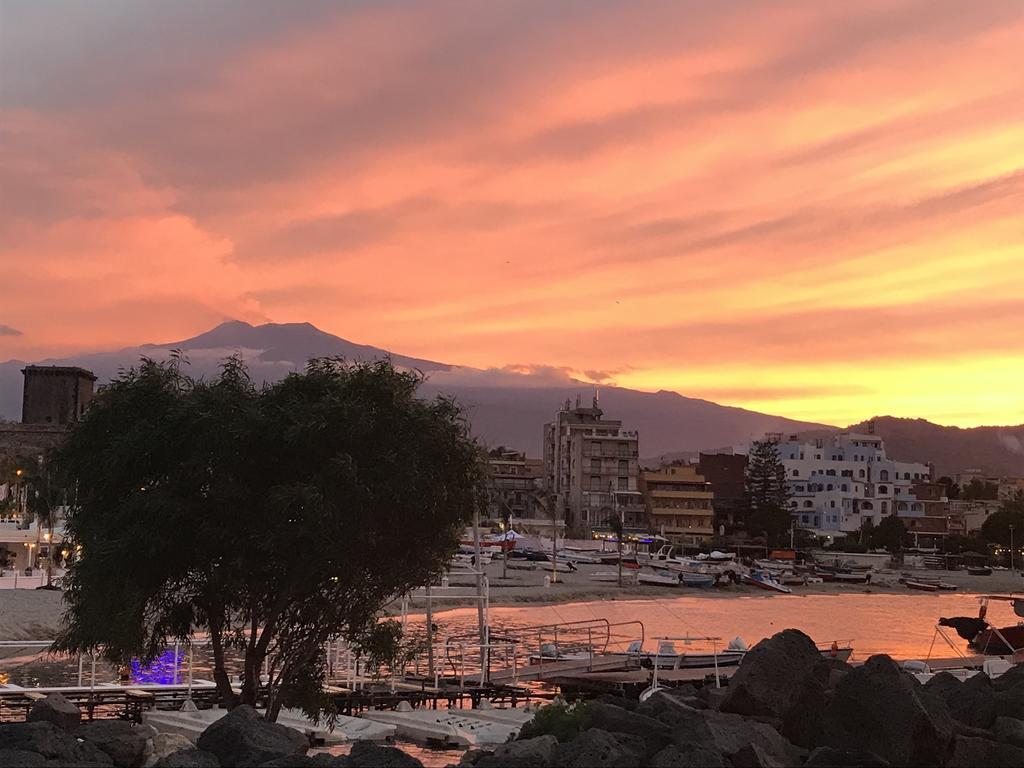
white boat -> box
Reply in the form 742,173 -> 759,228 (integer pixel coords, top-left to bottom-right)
743,571 -> 792,594
360,701 -> 535,748
904,657 -> 1012,685
528,642 -> 593,665
637,568 -> 681,587
591,570 -> 639,584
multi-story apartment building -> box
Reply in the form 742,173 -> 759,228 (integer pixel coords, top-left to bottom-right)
763,432 -> 934,534
543,396 -> 643,535
697,452 -> 748,533
485,449 -> 545,522
641,465 -> 714,546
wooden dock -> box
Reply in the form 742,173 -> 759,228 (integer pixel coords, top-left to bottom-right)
489,655 -> 634,685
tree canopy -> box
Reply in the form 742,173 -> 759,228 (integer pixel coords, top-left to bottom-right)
744,439 -> 792,544
869,514 -> 909,553
53,356 -> 485,719
981,492 -> 1024,548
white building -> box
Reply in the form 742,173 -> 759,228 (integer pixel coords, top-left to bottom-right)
757,432 -> 933,535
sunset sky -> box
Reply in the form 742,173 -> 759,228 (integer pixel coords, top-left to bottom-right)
2,1 -> 1023,427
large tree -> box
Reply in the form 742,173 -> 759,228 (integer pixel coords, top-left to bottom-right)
54,356 -> 484,719
745,439 -> 792,544
981,492 -> 1024,548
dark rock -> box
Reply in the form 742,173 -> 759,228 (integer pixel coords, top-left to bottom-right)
923,671 -> 996,729
720,629 -> 824,718
584,701 -> 671,754
780,664 -> 830,748
77,720 -> 155,767
596,694 -> 636,712
457,749 -> 488,766
993,716 -> 1024,748
27,693 -> 81,732
803,746 -> 890,767
648,743 -> 728,767
701,710 -> 804,766
555,729 -> 646,767
634,693 -> 802,764
345,740 -> 423,767
993,663 -> 1024,692
197,705 -> 308,768
636,693 -> 708,735
0,721 -> 113,765
153,748 -> 221,768
472,735 -> 557,767
258,756 -> 323,767
147,734 -> 196,766
0,748 -> 48,767
947,735 -> 1024,767
995,680 -> 1024,720
817,655 -> 955,766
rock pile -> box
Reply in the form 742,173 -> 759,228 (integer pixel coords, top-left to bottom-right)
0,698 -> 422,768
460,628 -> 1024,767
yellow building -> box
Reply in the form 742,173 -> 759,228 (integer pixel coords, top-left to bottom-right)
641,465 -> 714,546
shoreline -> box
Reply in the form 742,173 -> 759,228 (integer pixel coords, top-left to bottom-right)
3,562 -> 1019,640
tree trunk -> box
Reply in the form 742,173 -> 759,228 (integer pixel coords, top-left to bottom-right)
209,622 -> 238,708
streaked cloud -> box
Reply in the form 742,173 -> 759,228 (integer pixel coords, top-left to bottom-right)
1,0 -> 1023,426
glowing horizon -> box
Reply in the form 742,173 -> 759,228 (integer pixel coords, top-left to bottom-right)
2,1 -> 1023,428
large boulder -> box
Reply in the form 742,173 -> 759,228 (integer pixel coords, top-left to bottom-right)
648,743 -> 728,767
0,721 -> 113,765
584,701 -> 671,755
145,734 -> 196,767
803,746 -> 890,766
923,671 -> 996,729
817,655 -> 955,766
993,664 -> 1024,692
472,735 -> 558,767
153,748 -> 221,768
554,729 -> 647,767
700,710 -> 803,766
993,715 -> 1024,748
634,693 -> 802,766
343,741 -> 423,767
196,706 -> 308,768
77,720 -> 157,767
0,749 -> 48,767
27,692 -> 81,732
720,629 -> 825,718
947,735 -> 1024,767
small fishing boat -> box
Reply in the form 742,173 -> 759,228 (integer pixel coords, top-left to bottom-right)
967,566 -> 993,576
743,571 -> 792,594
906,580 -> 940,592
591,570 -> 639,584
679,572 -> 716,588
527,642 -> 593,665
621,637 -> 748,670
637,568 -> 681,587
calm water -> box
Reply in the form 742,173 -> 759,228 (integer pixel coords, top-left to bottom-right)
421,592 -> 1000,660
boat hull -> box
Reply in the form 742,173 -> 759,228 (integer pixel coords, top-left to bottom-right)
970,626 -> 1024,655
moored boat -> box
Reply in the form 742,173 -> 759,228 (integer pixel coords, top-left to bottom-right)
637,568 -> 681,587
967,566 -> 993,576
742,570 -> 792,594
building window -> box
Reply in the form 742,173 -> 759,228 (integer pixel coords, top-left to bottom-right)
859,469 -> 866,478
880,470 -> 889,481
878,485 -> 888,494
841,484 -> 848,492
792,470 -> 799,477
591,458 -> 600,472
804,501 -> 813,508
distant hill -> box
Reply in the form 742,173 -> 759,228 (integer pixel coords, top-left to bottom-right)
845,417 -> 1024,478
0,321 -> 831,456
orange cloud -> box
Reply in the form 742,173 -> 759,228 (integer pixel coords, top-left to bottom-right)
1,0 -> 1023,426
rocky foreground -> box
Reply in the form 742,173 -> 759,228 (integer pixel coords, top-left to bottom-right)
6,627 -> 1024,766
461,628 -> 1024,767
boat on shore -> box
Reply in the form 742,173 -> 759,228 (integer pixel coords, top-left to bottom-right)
637,568 -> 681,587
941,595 -> 1024,655
967,566 -> 993,576
742,570 -> 792,594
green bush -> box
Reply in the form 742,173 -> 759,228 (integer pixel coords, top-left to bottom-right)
518,700 -> 594,742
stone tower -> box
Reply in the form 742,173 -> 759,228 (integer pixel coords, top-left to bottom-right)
21,366 -> 97,425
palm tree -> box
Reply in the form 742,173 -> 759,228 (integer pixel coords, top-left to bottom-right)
23,456 -> 63,587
